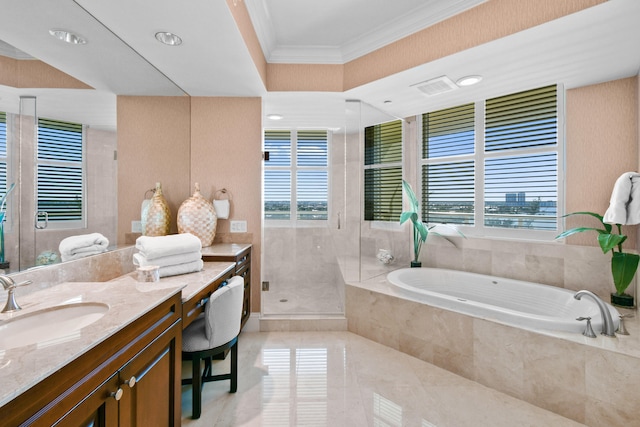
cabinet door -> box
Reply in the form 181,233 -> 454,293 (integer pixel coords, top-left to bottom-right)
118,321 -> 181,427
54,373 -> 120,427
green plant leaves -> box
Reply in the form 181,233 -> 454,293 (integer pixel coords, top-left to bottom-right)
612,251 -> 640,295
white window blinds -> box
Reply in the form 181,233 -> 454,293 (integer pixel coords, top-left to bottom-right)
37,118 -> 84,223
422,103 -> 475,225
421,84 -> 560,235
484,85 -> 558,230
364,120 -> 403,222
264,129 -> 328,221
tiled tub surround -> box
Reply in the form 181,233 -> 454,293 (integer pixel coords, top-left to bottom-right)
346,274 -> 640,427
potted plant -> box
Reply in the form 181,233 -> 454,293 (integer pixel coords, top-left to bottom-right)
556,211 -> 639,307
400,180 -> 464,267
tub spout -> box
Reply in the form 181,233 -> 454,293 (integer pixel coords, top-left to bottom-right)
574,290 -> 616,337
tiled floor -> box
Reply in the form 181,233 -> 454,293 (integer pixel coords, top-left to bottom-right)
181,331 -> 586,427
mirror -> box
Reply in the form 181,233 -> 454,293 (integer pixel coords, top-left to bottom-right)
0,1 -> 186,273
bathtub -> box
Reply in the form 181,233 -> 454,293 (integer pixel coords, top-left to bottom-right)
387,268 -> 620,334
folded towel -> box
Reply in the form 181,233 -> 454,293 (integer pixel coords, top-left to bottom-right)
59,233 -> 109,262
135,233 -> 202,260
159,259 -> 204,278
133,251 -> 202,268
603,172 -> 640,225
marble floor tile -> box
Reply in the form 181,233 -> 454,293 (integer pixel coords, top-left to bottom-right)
181,331 -> 586,427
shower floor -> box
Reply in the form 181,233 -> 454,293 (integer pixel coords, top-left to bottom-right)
262,280 -> 344,316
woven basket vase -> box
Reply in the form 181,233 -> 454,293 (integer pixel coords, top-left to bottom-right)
177,183 -> 217,247
143,182 -> 171,236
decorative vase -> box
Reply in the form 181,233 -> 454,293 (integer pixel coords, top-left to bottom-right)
410,261 -> 422,268
611,292 -> 634,308
143,182 -> 171,236
177,182 -> 217,247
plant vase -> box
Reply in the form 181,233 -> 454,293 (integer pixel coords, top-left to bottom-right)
410,261 -> 422,268
610,292 -> 634,308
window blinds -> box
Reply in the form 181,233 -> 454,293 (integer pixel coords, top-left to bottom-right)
37,118 -> 84,222
364,120 -> 403,222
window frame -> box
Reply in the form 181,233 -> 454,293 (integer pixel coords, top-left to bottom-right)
264,129 -> 331,228
417,84 -> 565,241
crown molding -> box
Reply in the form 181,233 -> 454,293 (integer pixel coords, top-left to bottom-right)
246,0 -> 486,64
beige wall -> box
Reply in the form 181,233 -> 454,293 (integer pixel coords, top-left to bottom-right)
116,96 -> 192,241
565,77 -> 639,248
117,95 -> 263,311
190,97 -> 263,308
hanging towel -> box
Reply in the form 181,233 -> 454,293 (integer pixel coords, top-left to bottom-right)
133,251 -> 202,268
158,259 -> 204,278
603,172 -> 640,225
59,233 -> 109,262
135,233 -> 202,260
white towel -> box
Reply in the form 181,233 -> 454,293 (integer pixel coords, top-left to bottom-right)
159,259 -> 204,278
59,233 -> 109,262
603,172 -> 640,225
133,251 -> 202,268
135,233 -> 202,260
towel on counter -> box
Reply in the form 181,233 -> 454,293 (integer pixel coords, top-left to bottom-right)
133,251 -> 202,268
603,172 -> 640,225
59,233 -> 109,262
158,259 -> 204,278
135,233 -> 202,260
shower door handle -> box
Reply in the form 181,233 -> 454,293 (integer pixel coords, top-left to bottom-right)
35,211 -> 48,229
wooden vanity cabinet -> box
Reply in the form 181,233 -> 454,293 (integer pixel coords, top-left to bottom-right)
1,292 -> 182,427
203,246 -> 251,328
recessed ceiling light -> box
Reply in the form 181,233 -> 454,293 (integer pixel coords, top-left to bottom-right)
49,29 -> 87,45
456,75 -> 483,87
155,32 -> 183,46
267,114 -> 283,120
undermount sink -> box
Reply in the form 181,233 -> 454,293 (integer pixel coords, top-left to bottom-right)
0,302 -> 109,351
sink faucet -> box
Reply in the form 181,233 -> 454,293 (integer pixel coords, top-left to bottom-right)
1,275 -> 32,313
574,290 -> 616,337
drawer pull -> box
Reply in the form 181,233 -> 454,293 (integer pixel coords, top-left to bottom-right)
111,388 -> 124,401
123,376 -> 137,388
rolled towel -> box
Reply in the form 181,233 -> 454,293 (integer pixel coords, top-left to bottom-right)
133,251 -> 202,268
59,233 -> 109,262
135,233 -> 202,260
603,172 -> 640,225
159,259 -> 204,278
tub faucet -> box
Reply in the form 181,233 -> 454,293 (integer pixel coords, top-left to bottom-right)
1,275 -> 32,313
574,290 -> 616,337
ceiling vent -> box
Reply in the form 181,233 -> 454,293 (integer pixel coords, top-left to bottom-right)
412,76 -> 458,96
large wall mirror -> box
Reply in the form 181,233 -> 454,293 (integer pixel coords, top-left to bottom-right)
0,1 -> 185,273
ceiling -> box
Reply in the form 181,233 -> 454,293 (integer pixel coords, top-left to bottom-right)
0,0 -> 638,132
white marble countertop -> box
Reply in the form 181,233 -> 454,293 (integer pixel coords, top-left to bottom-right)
0,261 -> 235,408
201,243 -> 251,258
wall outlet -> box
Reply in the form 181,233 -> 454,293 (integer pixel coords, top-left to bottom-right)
230,220 -> 247,233
131,220 -> 142,233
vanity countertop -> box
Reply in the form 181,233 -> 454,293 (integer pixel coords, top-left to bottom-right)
201,243 -> 251,258
0,261 -> 235,407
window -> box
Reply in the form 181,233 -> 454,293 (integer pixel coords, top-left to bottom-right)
364,120 -> 403,222
264,129 -> 328,222
37,118 -> 85,226
421,85 -> 561,238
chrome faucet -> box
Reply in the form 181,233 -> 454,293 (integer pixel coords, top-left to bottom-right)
1,275 -> 32,313
574,290 -> 616,337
